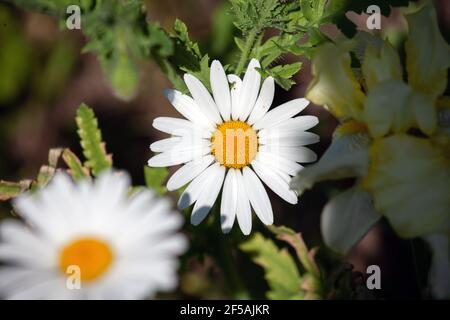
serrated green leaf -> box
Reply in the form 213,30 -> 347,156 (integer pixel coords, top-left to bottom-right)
270,62 -> 302,79
169,19 -> 211,91
240,233 -> 304,300
268,225 -> 321,278
230,0 -> 299,33
257,62 -> 303,90
76,104 -> 112,176
180,55 -> 211,92
62,149 -> 90,181
144,166 -> 168,195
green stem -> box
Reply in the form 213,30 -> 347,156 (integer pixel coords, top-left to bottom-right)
235,29 -> 258,76
218,234 -> 249,299
211,203 -> 249,299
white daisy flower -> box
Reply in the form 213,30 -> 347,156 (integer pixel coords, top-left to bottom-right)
148,59 -> 319,235
0,171 -> 186,300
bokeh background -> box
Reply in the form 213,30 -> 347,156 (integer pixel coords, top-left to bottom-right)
0,0 -> 449,299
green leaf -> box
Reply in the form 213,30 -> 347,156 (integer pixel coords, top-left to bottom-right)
268,225 -> 321,278
169,19 -> 211,91
180,55 -> 211,92
144,166 -> 168,195
230,0 -> 298,33
257,62 -> 303,90
75,104 -> 112,176
240,233 -> 304,300
36,148 -> 63,187
62,149 -> 90,181
270,62 -> 302,79
0,180 -> 32,201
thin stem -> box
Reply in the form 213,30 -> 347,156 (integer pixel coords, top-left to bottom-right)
218,234 -> 249,299
235,29 -> 258,76
211,203 -> 249,299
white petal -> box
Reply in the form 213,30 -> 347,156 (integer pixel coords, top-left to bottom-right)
259,145 -> 317,163
164,89 -> 214,129
178,163 -> 220,209
166,155 -> 215,191
148,146 -> 210,167
228,74 -> 243,120
256,151 -> 303,176
238,59 -> 261,121
251,160 -> 298,204
242,167 -> 273,225
153,117 -> 212,138
253,98 -> 310,130
191,165 -> 225,225
184,74 -> 222,124
150,137 -> 182,152
210,60 -> 231,121
220,169 -> 238,233
263,115 -> 319,132
247,76 -> 275,125
0,221 -> 55,267
235,170 -> 252,235
259,131 -> 320,147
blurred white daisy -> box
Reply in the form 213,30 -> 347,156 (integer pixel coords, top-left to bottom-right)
0,171 -> 186,300
148,59 -> 319,235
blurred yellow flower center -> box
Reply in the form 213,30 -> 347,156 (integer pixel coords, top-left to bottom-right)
59,237 -> 113,282
211,121 -> 258,169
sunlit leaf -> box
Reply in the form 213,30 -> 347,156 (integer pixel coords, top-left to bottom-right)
240,233 -> 304,300
76,104 -> 112,176
144,166 -> 168,195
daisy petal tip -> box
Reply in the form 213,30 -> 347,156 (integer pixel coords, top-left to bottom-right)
177,196 -> 191,210
163,88 -> 175,100
211,59 -> 222,69
249,58 -> 261,68
300,98 -> 311,107
165,184 -> 177,192
221,227 -> 232,234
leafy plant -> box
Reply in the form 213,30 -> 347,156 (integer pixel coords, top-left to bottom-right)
241,226 -> 322,299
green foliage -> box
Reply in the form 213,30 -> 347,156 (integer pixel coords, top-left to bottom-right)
257,62 -> 303,90
230,0 -> 298,34
0,180 -> 32,201
144,167 -> 168,195
268,225 -> 321,279
168,19 -> 210,92
76,104 -> 112,176
240,232 -> 304,299
62,149 -> 90,181
231,0 -> 333,88
36,148 -> 64,187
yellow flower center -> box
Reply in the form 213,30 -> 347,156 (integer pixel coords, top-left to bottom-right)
211,120 -> 258,169
59,237 -> 113,282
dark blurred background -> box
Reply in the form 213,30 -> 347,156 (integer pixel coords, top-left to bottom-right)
0,0 -> 449,299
